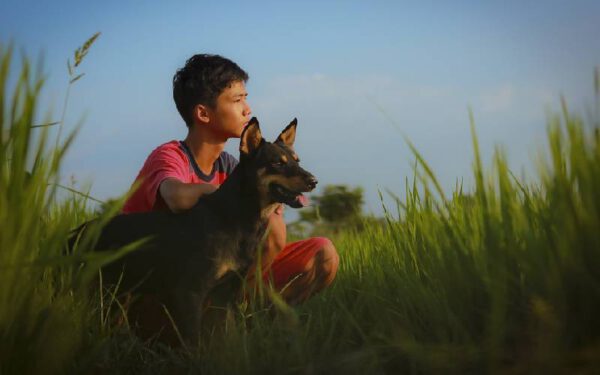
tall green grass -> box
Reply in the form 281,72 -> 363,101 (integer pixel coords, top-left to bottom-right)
0,41 -> 130,374
1,42 -> 599,373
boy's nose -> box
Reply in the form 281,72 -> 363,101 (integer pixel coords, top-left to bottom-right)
244,102 -> 252,117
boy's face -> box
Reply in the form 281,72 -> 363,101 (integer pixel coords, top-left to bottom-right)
206,80 -> 252,139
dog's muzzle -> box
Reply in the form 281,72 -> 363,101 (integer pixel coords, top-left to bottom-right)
271,174 -> 317,208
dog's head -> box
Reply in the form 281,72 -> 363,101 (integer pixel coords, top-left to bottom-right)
239,117 -> 317,208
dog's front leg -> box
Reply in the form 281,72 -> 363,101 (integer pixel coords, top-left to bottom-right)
168,289 -> 207,346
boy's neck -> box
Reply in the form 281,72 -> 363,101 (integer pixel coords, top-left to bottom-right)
183,126 -> 227,175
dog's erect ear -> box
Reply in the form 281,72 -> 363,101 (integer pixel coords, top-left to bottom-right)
275,118 -> 297,148
240,117 -> 264,155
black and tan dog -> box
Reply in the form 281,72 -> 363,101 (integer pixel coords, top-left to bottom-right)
72,117 -> 316,344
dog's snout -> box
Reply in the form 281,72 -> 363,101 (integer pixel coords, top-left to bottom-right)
307,175 -> 318,189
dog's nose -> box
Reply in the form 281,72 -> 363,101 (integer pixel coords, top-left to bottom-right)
307,175 -> 318,190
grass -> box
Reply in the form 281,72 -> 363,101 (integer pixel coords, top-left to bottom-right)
1,43 -> 599,374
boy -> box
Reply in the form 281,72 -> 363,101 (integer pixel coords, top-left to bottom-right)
122,54 -> 339,338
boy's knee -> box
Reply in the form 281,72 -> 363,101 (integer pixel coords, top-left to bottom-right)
311,237 -> 339,287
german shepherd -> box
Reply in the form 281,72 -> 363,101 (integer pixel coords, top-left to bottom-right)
71,117 -> 317,344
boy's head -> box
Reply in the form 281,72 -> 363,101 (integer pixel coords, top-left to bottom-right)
173,54 -> 249,128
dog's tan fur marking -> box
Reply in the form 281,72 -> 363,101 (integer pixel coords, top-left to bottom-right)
215,258 -> 239,279
281,155 -> 288,163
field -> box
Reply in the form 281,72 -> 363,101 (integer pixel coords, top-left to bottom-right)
1,45 -> 599,374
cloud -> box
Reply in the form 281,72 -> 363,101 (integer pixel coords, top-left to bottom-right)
477,83 -> 555,115
480,84 -> 515,113
256,73 -> 452,107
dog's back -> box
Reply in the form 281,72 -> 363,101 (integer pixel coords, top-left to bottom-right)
94,199 -> 252,294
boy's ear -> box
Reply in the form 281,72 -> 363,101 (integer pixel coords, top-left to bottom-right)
276,118 -> 297,148
194,104 -> 211,124
240,117 -> 263,155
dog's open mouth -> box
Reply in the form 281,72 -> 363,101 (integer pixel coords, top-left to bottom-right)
270,184 -> 309,208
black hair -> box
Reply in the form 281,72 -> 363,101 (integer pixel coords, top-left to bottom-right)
173,54 -> 249,127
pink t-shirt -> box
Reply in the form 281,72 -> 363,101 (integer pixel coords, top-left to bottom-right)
122,140 -> 237,213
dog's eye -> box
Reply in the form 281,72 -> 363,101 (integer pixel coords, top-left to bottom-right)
271,161 -> 285,167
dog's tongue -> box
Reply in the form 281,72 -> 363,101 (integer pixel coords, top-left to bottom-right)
296,194 -> 309,207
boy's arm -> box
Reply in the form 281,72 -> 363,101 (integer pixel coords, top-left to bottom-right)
261,204 -> 286,267
159,178 -> 218,212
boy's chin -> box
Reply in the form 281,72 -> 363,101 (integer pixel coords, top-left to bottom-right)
217,125 -> 245,139
233,124 -> 248,138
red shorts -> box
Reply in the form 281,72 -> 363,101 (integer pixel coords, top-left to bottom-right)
262,237 -> 331,289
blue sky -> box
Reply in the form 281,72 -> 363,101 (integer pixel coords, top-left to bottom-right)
2,0 -> 599,218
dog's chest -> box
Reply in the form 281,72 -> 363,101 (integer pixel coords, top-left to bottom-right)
188,209 -> 267,282
214,257 -> 240,279
205,234 -> 250,280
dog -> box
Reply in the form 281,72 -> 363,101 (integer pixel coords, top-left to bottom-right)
70,117 -> 317,344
